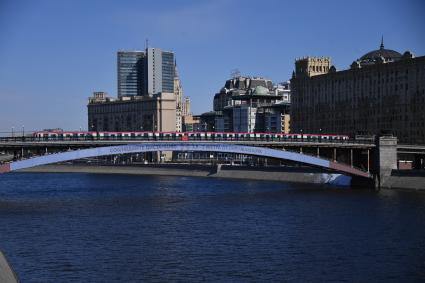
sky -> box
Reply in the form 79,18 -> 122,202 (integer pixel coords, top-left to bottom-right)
0,0 -> 424,133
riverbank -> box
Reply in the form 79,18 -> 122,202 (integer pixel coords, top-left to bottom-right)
16,164 -> 425,190
383,170 -> 425,190
17,164 -> 352,187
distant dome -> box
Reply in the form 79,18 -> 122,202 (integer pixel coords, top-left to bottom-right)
359,38 -> 402,65
360,49 -> 402,61
252,85 -> 269,95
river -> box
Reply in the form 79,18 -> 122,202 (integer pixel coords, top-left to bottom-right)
0,173 -> 424,282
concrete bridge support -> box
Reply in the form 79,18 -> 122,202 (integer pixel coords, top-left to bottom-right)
375,136 -> 398,189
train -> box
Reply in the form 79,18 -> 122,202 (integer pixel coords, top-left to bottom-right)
32,131 -> 350,142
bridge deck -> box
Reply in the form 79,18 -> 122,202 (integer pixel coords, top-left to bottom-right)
0,140 -> 376,149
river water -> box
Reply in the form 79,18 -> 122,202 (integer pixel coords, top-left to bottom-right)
0,172 -> 424,282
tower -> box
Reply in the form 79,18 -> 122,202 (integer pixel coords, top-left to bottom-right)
146,48 -> 175,95
294,57 -> 331,78
117,51 -> 145,97
174,60 -> 183,132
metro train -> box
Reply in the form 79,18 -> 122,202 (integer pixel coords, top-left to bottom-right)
32,131 -> 350,142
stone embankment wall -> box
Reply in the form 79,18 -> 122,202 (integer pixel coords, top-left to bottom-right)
18,164 -> 350,186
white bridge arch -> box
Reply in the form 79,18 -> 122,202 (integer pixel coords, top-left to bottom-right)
0,143 -> 370,178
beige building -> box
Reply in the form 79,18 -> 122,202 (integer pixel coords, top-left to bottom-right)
291,41 -> 425,144
174,65 -> 183,132
282,114 -> 290,134
182,114 -> 201,132
87,92 -> 176,132
182,96 -> 191,116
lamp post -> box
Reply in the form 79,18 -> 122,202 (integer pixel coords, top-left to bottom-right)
22,125 -> 24,137
11,126 -> 14,138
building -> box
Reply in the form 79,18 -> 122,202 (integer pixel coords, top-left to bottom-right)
182,114 -> 201,132
92,47 -> 180,133
182,96 -> 191,116
174,62 -> 183,132
263,106 -> 291,133
117,51 -> 145,98
87,92 -> 176,132
213,76 -> 291,133
117,48 -> 176,98
89,91 -> 113,103
232,104 -> 257,132
291,40 -> 425,144
198,111 -> 217,132
146,48 -> 175,95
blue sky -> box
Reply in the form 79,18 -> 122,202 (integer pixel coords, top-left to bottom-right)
0,0 -> 424,132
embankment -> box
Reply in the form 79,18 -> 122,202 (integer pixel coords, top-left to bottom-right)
382,170 -> 425,190
17,164 -> 351,186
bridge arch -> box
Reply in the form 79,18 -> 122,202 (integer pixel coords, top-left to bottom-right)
0,143 -> 370,178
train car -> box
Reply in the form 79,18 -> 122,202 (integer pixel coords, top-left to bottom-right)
33,130 -> 351,142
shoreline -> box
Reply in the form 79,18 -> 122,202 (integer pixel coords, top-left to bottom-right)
14,164 -> 425,190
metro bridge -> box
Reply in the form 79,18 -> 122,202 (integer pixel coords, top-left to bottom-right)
0,133 -> 409,189
0,133 -> 379,178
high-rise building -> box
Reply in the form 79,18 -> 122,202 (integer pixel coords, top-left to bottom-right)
117,51 -> 145,98
118,48 -> 176,97
146,48 -> 175,95
290,40 -> 425,144
91,47 -> 179,133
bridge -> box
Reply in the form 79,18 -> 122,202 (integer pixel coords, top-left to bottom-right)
0,142 -> 370,178
0,135 -> 408,187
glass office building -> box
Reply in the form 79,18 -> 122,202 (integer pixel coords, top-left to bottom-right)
161,51 -> 175,93
146,48 -> 175,95
117,51 -> 145,97
118,48 -> 175,97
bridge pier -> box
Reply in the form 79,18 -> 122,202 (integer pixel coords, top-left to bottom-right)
367,149 -> 370,173
374,136 -> 398,189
